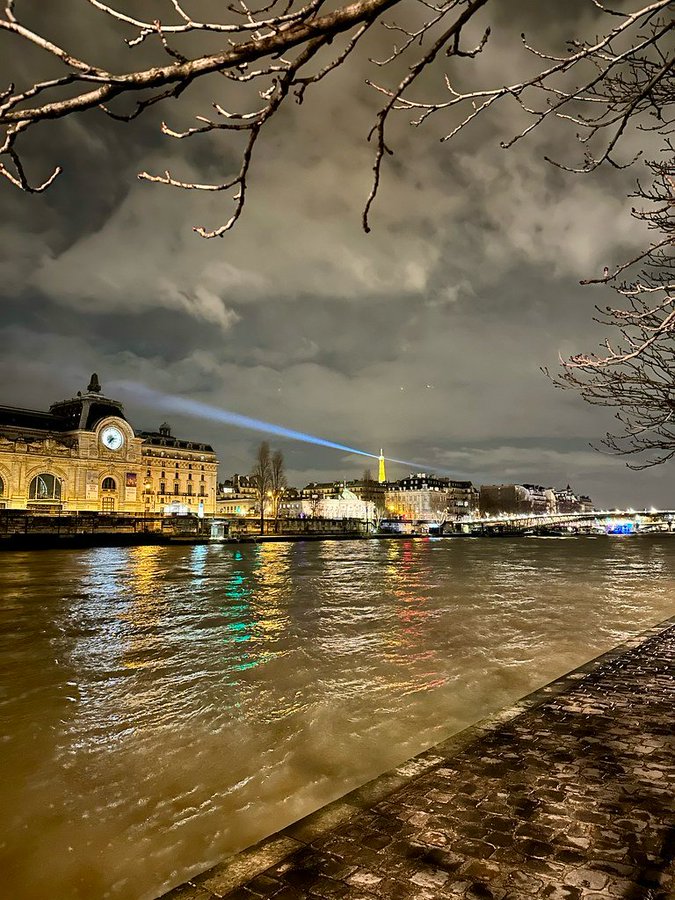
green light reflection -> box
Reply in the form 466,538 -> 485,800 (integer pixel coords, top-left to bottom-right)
220,545 -> 291,676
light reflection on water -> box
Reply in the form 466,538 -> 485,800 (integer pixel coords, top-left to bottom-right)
0,536 -> 674,900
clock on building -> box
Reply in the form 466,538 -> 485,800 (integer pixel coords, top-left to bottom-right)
100,424 -> 125,452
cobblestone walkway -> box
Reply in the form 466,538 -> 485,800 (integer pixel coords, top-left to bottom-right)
166,621 -> 675,900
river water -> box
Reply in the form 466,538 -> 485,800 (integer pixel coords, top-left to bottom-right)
1,536 -> 674,899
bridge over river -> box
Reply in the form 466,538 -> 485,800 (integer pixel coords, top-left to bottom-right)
447,509 -> 675,536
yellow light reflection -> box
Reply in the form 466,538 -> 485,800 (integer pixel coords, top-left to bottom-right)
120,546 -> 166,670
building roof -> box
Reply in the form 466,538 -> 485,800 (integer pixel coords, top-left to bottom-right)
0,393 -> 127,436
0,374 -> 213,453
138,430 -> 215,453
0,404 -> 70,436
49,396 -> 128,431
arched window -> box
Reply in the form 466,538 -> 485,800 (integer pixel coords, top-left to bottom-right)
0,475 -> 4,497
102,477 -> 117,491
29,473 -> 62,501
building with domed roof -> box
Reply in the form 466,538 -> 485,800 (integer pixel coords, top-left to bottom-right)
0,375 -> 218,515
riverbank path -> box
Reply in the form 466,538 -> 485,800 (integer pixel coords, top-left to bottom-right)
165,618 -> 675,900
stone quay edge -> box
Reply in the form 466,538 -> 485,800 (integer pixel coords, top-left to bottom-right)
161,616 -> 675,900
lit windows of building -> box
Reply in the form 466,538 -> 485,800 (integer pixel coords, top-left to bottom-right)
0,374 -> 219,515
385,473 -> 478,523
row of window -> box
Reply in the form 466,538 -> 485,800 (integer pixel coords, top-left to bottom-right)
0,473 -> 212,503
150,471 -> 206,481
147,465 -> 207,474
9,477 -> 210,498
146,441 -> 209,451
158,483 -> 206,496
0,473 -> 112,499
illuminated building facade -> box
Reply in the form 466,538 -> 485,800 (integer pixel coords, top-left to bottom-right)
216,474 -> 259,517
281,488 -> 374,521
347,478 -> 386,509
554,485 -> 594,514
0,375 -> 218,515
386,474 -> 478,523
578,495 -> 594,513
300,481 -> 341,500
479,483 -> 557,516
522,484 -> 557,514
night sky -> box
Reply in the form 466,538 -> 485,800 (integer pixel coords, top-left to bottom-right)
0,1 -> 669,507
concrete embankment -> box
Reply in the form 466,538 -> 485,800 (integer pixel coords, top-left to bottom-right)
163,617 -> 675,900
0,512 -> 406,550
0,530 -> 378,551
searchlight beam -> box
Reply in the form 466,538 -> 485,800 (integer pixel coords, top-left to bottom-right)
113,382 -> 450,474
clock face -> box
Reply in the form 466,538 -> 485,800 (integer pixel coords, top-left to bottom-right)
100,424 -> 125,452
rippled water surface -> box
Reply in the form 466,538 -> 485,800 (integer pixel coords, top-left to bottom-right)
1,536 -> 674,899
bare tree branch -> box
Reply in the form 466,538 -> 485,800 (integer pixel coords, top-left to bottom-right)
1,1 -> 671,235
550,151 -> 675,469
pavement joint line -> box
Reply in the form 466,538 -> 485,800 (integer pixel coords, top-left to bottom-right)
159,614 -> 675,900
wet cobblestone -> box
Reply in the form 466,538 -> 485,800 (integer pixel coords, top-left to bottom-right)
164,621 -> 675,900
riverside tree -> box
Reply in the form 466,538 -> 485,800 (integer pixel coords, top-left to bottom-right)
250,441 -> 272,534
269,449 -> 287,524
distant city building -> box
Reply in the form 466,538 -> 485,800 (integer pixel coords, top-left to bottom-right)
347,478 -> 386,509
554,485 -> 594,514
386,473 -> 478,523
216,474 -> 258,517
0,374 -> 218,515
480,484 -> 535,516
554,485 -> 579,513
281,487 -> 374,521
300,481 -> 340,500
446,480 -> 480,517
521,484 -> 557,514
480,483 -> 591,516
219,473 -> 257,497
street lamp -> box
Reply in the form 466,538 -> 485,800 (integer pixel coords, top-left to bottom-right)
143,479 -> 154,517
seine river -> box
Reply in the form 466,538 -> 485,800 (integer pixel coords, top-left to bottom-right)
2,536 -> 674,899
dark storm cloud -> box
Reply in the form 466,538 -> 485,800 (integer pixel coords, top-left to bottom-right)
0,0 -> 666,506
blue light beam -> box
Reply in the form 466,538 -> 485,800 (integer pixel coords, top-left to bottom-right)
115,382 -> 377,459
112,381 -> 453,474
